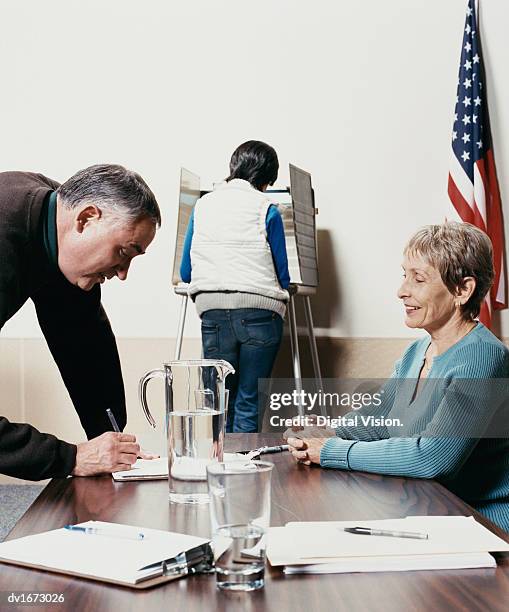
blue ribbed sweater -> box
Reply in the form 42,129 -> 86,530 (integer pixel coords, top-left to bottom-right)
320,323 -> 509,532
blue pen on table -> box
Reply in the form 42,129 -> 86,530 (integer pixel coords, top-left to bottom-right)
64,525 -> 145,541
106,408 -> 120,432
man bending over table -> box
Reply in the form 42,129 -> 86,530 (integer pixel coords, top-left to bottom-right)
0,165 -> 160,480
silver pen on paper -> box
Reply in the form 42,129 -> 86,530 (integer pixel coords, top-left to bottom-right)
257,444 -> 290,455
243,444 -> 290,459
342,526 -> 428,540
64,525 -> 145,540
106,408 -> 121,432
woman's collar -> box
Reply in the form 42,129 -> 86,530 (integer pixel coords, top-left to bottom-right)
216,178 -> 257,192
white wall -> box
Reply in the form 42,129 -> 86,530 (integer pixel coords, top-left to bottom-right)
1,0 -> 508,340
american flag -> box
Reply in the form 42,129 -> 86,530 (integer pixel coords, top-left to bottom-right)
447,0 -> 507,327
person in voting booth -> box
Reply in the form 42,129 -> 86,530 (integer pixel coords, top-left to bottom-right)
180,140 -> 290,432
0,165 -> 160,480
287,222 -> 509,532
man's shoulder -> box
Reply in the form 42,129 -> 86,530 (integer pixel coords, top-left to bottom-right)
0,171 -> 60,192
0,172 -> 59,231
0,172 -> 59,216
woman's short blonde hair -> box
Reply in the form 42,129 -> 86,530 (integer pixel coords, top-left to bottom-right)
404,222 -> 494,320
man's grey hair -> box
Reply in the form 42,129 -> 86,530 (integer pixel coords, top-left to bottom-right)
57,164 -> 161,226
405,221 -> 494,320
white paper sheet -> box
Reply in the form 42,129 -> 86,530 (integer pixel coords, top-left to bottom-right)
267,516 -> 509,566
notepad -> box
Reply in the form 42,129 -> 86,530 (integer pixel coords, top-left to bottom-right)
267,516 -> 509,573
112,458 -> 169,481
0,521 -> 212,588
112,453 -> 249,481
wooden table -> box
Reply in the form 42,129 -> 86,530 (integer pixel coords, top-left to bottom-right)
1,434 -> 508,612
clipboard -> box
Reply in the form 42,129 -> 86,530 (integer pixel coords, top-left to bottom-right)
0,521 -> 213,589
0,552 -> 210,589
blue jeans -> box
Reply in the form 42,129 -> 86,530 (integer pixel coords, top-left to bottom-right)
201,309 -> 283,433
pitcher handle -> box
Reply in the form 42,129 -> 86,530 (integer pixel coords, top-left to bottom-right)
139,368 -> 166,429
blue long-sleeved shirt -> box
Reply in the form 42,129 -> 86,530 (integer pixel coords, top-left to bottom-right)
320,323 -> 509,532
179,205 -> 290,289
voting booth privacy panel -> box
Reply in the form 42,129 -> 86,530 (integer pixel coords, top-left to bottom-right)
286,164 -> 318,287
171,166 -> 323,416
172,165 -> 319,288
172,167 -> 201,286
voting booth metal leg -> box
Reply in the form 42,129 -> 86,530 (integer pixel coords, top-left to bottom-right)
288,295 -> 305,417
174,295 -> 189,360
303,295 -> 326,416
303,296 -> 323,384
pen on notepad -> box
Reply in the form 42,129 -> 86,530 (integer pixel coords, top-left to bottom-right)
342,527 -> 428,540
64,525 -> 145,540
106,408 -> 120,432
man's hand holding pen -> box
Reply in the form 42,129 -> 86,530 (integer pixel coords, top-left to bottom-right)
72,432 -> 140,476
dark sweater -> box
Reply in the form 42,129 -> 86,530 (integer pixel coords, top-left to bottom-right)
0,172 -> 127,480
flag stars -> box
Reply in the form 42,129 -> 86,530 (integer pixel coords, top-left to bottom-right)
462,133 -> 471,144
461,151 -> 470,162
452,131 -> 458,141
467,6 -> 473,16
454,112 -> 458,122
477,139 -> 483,149
462,114 -> 471,125
464,42 -> 472,53
473,114 -> 478,123
463,96 -> 471,107
464,59 -> 472,70
465,24 -> 472,35
473,53 -> 480,64
463,78 -> 472,89
474,96 -> 481,106
472,73 -> 477,80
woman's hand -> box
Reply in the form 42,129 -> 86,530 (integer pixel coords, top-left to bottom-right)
287,436 -> 327,465
283,415 -> 336,442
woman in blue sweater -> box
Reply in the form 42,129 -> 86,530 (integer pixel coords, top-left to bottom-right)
287,222 -> 509,532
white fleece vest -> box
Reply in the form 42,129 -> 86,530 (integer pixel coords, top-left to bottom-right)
189,179 -> 289,302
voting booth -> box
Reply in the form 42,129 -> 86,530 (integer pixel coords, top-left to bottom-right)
171,165 -> 322,415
